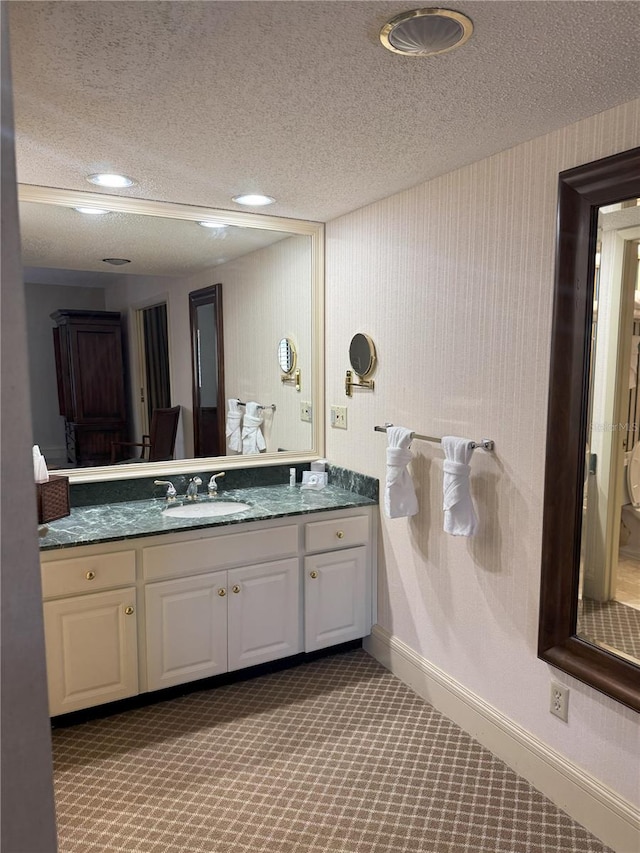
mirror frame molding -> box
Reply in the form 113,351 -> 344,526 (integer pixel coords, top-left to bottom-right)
18,184 -> 325,483
539,146 -> 640,712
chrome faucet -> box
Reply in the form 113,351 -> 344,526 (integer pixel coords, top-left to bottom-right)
208,472 -> 226,497
186,476 -> 203,501
154,480 -> 177,502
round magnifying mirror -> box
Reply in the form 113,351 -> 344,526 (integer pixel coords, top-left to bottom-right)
277,338 -> 297,374
349,333 -> 376,379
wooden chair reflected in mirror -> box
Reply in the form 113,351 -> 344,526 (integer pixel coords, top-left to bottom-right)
111,406 -> 181,464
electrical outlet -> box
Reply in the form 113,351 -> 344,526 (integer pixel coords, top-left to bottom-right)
550,682 -> 569,721
331,405 -> 347,429
300,401 -> 312,422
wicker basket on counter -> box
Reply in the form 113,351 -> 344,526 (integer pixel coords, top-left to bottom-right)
36,475 -> 70,524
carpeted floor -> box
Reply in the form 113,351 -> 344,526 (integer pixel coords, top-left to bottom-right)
52,649 -> 611,853
578,597 -> 640,662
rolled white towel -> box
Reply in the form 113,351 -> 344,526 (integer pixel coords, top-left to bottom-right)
241,401 -> 266,455
442,436 -> 478,536
384,426 -> 418,519
225,399 -> 243,453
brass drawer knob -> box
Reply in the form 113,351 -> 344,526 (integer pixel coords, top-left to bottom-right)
85,571 -> 96,581
336,530 -> 345,539
125,606 -> 134,615
232,585 -> 241,594
310,571 -> 318,579
218,588 -> 227,597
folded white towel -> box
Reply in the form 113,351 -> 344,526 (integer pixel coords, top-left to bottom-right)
32,444 -> 49,483
225,399 -> 243,453
442,436 -> 478,536
384,426 -> 418,519
241,401 -> 266,455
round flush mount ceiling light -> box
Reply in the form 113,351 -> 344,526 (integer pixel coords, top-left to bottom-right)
75,206 -> 111,215
232,193 -> 275,206
102,257 -> 131,266
379,8 -> 473,56
198,221 -> 228,230
87,173 -> 136,188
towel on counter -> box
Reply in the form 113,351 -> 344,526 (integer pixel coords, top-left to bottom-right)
384,426 -> 418,519
241,401 -> 266,455
442,436 -> 478,536
225,399 -> 243,453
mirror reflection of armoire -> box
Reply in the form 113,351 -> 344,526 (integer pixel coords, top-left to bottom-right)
51,309 -> 128,466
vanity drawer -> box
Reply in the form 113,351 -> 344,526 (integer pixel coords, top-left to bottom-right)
143,524 -> 299,581
41,550 -> 136,599
305,515 -> 369,552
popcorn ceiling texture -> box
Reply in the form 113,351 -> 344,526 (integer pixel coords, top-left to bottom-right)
325,98 -> 640,806
8,1 -> 640,222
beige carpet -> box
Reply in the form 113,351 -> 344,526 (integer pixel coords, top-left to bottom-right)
52,649 -> 611,852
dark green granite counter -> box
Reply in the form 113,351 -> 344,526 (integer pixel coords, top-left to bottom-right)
39,484 -> 377,551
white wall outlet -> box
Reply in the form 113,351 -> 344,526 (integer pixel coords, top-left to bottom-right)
330,405 -> 347,429
300,401 -> 312,422
550,682 -> 569,721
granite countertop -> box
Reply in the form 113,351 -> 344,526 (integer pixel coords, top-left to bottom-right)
39,484 -> 377,551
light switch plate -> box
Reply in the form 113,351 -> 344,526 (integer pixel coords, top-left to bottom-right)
300,401 -> 312,422
331,405 -> 347,429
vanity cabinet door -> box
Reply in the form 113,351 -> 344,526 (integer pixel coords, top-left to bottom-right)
43,587 -> 138,716
227,558 -> 302,672
145,571 -> 228,691
304,547 -> 368,652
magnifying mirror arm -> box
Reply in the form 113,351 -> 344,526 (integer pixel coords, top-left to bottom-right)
345,369 -> 375,397
281,368 -> 301,391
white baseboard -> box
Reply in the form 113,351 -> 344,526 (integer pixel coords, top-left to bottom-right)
364,625 -> 639,853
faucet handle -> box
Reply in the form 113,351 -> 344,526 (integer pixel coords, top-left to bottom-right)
154,480 -> 177,501
208,472 -> 226,493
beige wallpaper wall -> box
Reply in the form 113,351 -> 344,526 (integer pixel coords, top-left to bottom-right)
219,234 -> 313,454
106,233 -> 312,460
325,98 -> 640,804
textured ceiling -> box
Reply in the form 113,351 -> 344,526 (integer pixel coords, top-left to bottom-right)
19,202 -> 292,277
8,1 -> 640,223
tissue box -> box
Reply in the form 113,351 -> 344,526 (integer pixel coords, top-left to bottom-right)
36,475 -> 70,524
302,471 -> 328,486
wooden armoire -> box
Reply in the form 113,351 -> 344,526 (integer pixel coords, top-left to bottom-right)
51,310 -> 128,466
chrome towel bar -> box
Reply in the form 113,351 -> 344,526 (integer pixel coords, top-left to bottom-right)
374,424 -> 494,451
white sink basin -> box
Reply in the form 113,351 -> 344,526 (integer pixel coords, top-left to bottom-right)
163,501 -> 251,519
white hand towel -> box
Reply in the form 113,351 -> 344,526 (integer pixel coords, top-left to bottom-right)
32,444 -> 49,483
442,436 -> 478,536
241,401 -> 266,455
225,399 -> 243,453
384,427 -> 418,519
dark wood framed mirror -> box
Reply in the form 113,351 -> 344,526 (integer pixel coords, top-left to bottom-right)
539,146 -> 640,712
189,284 -> 225,458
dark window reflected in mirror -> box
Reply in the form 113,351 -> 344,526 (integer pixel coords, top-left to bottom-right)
539,146 -> 640,712
189,285 -> 224,458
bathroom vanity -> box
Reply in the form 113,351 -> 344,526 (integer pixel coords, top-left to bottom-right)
39,485 -> 377,717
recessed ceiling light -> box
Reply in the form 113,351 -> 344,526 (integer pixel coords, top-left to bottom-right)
102,258 -> 131,266
232,194 -> 275,206
198,221 -> 228,230
87,173 -> 135,188
75,206 -> 111,215
380,8 -> 473,56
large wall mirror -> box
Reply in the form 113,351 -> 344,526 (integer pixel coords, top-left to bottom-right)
539,146 -> 640,712
19,185 -> 324,482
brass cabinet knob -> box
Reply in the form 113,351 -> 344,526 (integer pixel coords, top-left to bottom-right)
125,606 -> 134,615
336,530 -> 345,539
218,588 -> 226,597
232,585 -> 241,594
85,571 -> 96,580
310,571 -> 318,579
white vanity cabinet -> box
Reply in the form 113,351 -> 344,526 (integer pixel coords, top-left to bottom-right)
41,551 -> 138,716
40,505 -> 376,716
303,514 -> 371,652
